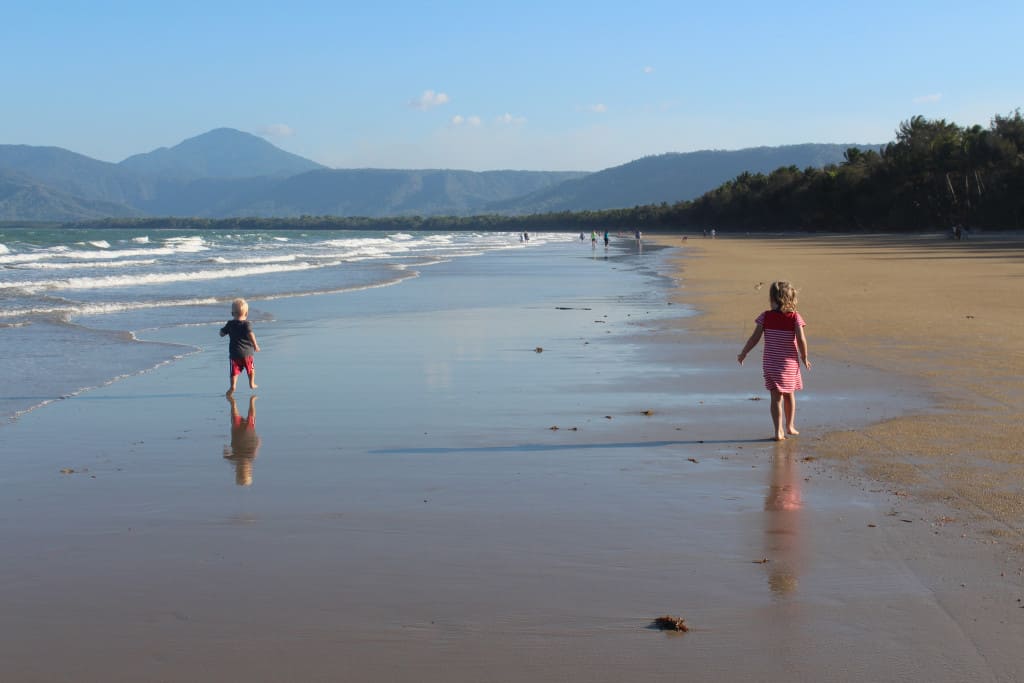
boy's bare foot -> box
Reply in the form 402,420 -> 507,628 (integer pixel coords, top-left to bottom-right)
249,383 -> 258,390
226,389 -> 235,397
787,427 -> 800,436
773,433 -> 787,441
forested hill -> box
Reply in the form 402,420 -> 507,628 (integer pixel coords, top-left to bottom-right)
0,128 -> 871,221
63,111 -> 1024,234
485,144 -> 871,214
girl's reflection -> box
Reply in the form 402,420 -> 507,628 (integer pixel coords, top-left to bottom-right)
224,395 -> 261,486
763,442 -> 803,595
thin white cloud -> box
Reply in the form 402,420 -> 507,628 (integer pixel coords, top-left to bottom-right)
913,93 -> 942,104
256,123 -> 295,138
643,66 -> 655,74
587,103 -> 608,113
451,114 -> 482,127
496,113 -> 526,125
410,89 -> 450,110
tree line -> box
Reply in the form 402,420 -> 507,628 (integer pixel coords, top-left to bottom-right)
60,111 -> 1024,233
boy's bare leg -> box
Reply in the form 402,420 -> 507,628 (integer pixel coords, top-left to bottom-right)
248,369 -> 258,390
227,370 -> 238,396
769,389 -> 786,441
783,393 -> 799,435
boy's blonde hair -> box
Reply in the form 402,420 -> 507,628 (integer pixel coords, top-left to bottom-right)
769,281 -> 798,313
231,298 -> 249,318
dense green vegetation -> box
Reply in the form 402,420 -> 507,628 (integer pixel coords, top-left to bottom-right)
61,112 -> 1024,233
685,111 -> 1024,231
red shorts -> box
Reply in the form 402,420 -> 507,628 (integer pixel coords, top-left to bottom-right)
229,356 -> 255,377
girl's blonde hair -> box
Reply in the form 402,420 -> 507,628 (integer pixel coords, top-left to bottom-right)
769,281 -> 798,313
231,298 -> 249,317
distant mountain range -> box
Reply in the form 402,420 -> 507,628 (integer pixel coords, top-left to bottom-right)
0,128 -> 877,222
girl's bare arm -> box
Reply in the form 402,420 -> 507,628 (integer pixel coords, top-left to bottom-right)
737,325 -> 763,364
796,325 -> 811,369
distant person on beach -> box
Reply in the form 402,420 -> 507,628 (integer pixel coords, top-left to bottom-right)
591,230 -> 598,246
737,281 -> 811,441
220,297 -> 261,396
603,230 -> 610,247
224,394 -> 260,486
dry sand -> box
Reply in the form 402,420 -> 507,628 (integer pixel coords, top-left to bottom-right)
657,232 -> 1024,541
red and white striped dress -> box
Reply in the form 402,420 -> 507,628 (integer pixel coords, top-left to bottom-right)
755,309 -> 806,393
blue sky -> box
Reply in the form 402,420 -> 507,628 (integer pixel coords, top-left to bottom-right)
3,0 -> 1021,171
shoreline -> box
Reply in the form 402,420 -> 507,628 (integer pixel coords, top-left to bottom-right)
1,237 -> 1022,681
653,232 -> 1024,537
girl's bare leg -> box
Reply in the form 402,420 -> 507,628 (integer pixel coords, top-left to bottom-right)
769,389 -> 786,440
783,393 -> 799,435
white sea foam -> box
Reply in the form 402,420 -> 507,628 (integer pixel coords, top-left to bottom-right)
20,259 -> 158,270
131,236 -> 150,244
2,261 -> 322,293
0,296 -> 222,319
162,235 -> 207,252
210,254 -> 299,264
0,244 -> 9,255
87,240 -> 111,249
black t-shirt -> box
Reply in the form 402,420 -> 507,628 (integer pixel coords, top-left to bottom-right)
221,319 -> 255,359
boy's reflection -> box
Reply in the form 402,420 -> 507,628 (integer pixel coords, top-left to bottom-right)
224,395 -> 261,486
763,442 -> 804,595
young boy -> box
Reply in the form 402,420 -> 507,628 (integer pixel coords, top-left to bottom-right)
220,298 -> 261,395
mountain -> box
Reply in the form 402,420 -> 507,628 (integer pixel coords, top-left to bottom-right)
118,128 -> 327,180
486,144 -> 875,214
212,168 -> 590,218
0,130 -> 881,222
0,170 -> 140,221
0,144 -> 155,207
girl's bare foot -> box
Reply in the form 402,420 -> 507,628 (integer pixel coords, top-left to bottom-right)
787,427 -> 800,436
773,433 -> 787,441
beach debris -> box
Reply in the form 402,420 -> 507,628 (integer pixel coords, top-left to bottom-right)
535,347 -> 544,353
652,615 -> 689,632
754,282 -> 765,291
593,320 -> 606,323
604,415 -> 613,420
868,524 -> 877,528
687,458 -> 699,464
752,557 -> 770,564
554,306 -> 592,311
642,410 -> 654,416
569,427 -> 578,431
549,426 -> 560,431
801,456 -> 817,462
965,315 -> 975,319
748,396 -> 762,401
59,468 -> 75,475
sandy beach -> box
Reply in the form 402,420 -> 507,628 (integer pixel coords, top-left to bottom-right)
1,235 -> 1022,682
661,233 -> 1024,532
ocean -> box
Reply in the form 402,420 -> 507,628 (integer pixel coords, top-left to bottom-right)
0,227 -> 661,423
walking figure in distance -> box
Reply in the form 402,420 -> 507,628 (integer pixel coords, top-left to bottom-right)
737,281 -> 811,440
220,298 -> 261,396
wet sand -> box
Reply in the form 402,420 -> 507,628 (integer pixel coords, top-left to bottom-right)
1,238 -> 1022,681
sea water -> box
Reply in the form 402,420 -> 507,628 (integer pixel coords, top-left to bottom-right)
0,227 -> 657,423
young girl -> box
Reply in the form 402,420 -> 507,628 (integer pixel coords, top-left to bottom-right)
737,281 -> 811,441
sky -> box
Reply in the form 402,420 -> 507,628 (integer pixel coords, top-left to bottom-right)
2,0 -> 1021,172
